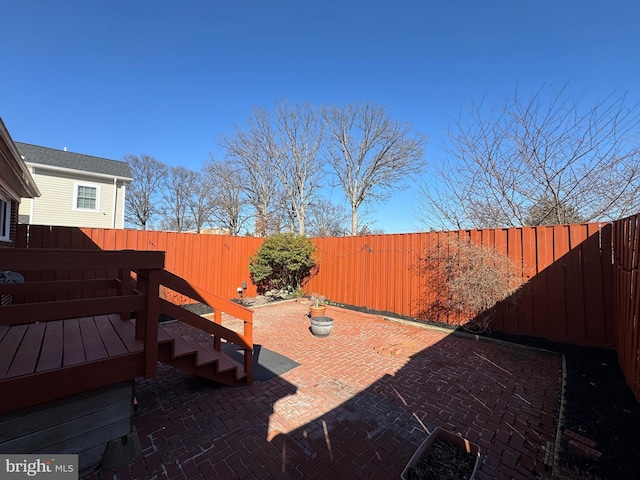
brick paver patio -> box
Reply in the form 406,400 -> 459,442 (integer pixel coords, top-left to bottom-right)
88,301 -> 561,479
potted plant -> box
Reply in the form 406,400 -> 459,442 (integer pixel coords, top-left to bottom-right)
401,427 -> 481,480
309,293 -> 327,317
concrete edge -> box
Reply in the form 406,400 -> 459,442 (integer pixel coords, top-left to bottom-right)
381,314 -> 560,356
552,354 -> 568,475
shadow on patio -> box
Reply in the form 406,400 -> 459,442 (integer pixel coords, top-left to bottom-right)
87,301 -> 561,479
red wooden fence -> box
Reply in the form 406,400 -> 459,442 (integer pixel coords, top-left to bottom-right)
612,213 -> 640,401
16,222 -> 614,347
306,224 -> 614,346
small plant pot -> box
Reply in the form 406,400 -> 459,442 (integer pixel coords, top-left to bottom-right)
309,305 -> 327,317
310,316 -> 334,337
401,427 -> 480,480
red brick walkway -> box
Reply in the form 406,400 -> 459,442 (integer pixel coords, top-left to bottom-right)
88,301 -> 561,479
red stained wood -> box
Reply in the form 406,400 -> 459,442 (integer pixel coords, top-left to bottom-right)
0,324 -> 28,378
94,315 -> 128,357
6,323 -> 45,378
63,319 -> 86,367
109,316 -> 143,353
36,320 -> 64,372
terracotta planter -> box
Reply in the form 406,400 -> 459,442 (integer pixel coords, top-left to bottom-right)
310,316 -> 334,337
401,427 -> 480,480
309,305 -> 327,317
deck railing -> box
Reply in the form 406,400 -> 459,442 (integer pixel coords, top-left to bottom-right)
0,248 -> 253,383
157,269 -> 254,384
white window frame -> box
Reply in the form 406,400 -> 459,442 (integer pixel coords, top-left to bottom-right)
73,182 -> 101,212
0,193 -> 11,242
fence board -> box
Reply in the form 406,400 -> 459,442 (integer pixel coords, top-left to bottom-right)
16,223 -> 613,348
613,214 -> 640,401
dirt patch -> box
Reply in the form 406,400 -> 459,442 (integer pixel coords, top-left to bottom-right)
483,331 -> 640,479
405,438 -> 477,480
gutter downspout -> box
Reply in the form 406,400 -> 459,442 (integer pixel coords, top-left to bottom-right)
112,177 -> 117,229
29,167 -> 35,223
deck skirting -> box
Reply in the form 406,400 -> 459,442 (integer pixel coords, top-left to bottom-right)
0,381 -> 135,476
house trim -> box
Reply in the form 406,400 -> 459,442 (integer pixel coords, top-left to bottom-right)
0,120 -> 40,200
26,162 -> 132,183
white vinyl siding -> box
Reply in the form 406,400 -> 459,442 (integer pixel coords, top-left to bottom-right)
24,168 -> 122,228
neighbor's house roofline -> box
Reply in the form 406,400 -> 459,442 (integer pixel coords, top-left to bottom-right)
0,119 -> 41,200
23,161 -> 133,183
15,142 -> 133,182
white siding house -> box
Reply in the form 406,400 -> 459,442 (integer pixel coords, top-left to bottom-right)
16,143 -> 132,229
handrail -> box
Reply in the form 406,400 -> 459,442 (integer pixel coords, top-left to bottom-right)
158,269 -> 254,384
159,270 -> 253,322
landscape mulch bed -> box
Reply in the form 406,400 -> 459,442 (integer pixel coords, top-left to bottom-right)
479,331 -> 640,480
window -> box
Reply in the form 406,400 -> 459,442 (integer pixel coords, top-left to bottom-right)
73,183 -> 100,212
0,195 -> 11,242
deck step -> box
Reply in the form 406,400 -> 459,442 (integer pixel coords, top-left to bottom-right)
156,324 -> 247,386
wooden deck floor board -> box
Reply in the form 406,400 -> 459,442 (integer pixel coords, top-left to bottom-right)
95,315 -> 128,357
78,317 -> 108,362
0,325 -> 9,342
63,318 -> 86,367
36,321 -> 64,372
110,316 -> 143,353
6,323 -> 46,378
0,324 -> 28,379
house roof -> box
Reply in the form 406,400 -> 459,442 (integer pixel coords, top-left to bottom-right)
0,120 -> 40,200
15,142 -> 133,181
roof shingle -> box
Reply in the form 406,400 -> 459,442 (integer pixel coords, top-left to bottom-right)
15,142 -> 132,179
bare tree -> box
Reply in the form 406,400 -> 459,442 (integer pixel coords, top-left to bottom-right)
160,166 -> 196,232
322,102 -> 427,235
419,83 -> 640,229
188,171 -> 215,233
221,102 -> 325,236
272,101 -> 325,236
220,108 -> 281,236
203,156 -> 250,235
124,154 -> 167,229
306,198 -> 349,237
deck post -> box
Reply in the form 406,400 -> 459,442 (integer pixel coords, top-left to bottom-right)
213,309 -> 222,351
137,268 -> 160,378
244,321 -> 253,385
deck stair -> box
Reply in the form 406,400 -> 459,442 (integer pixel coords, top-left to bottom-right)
156,324 -> 247,386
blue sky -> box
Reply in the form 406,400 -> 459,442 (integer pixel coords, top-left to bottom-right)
2,1 -> 639,233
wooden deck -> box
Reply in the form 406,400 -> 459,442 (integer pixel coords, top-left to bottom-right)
0,248 -> 254,416
0,314 -> 142,378
0,314 -> 142,377
0,314 -> 145,414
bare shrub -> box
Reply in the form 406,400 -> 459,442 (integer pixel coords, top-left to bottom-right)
416,236 -> 521,332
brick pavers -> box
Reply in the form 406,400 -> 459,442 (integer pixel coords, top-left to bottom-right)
86,301 -> 561,479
